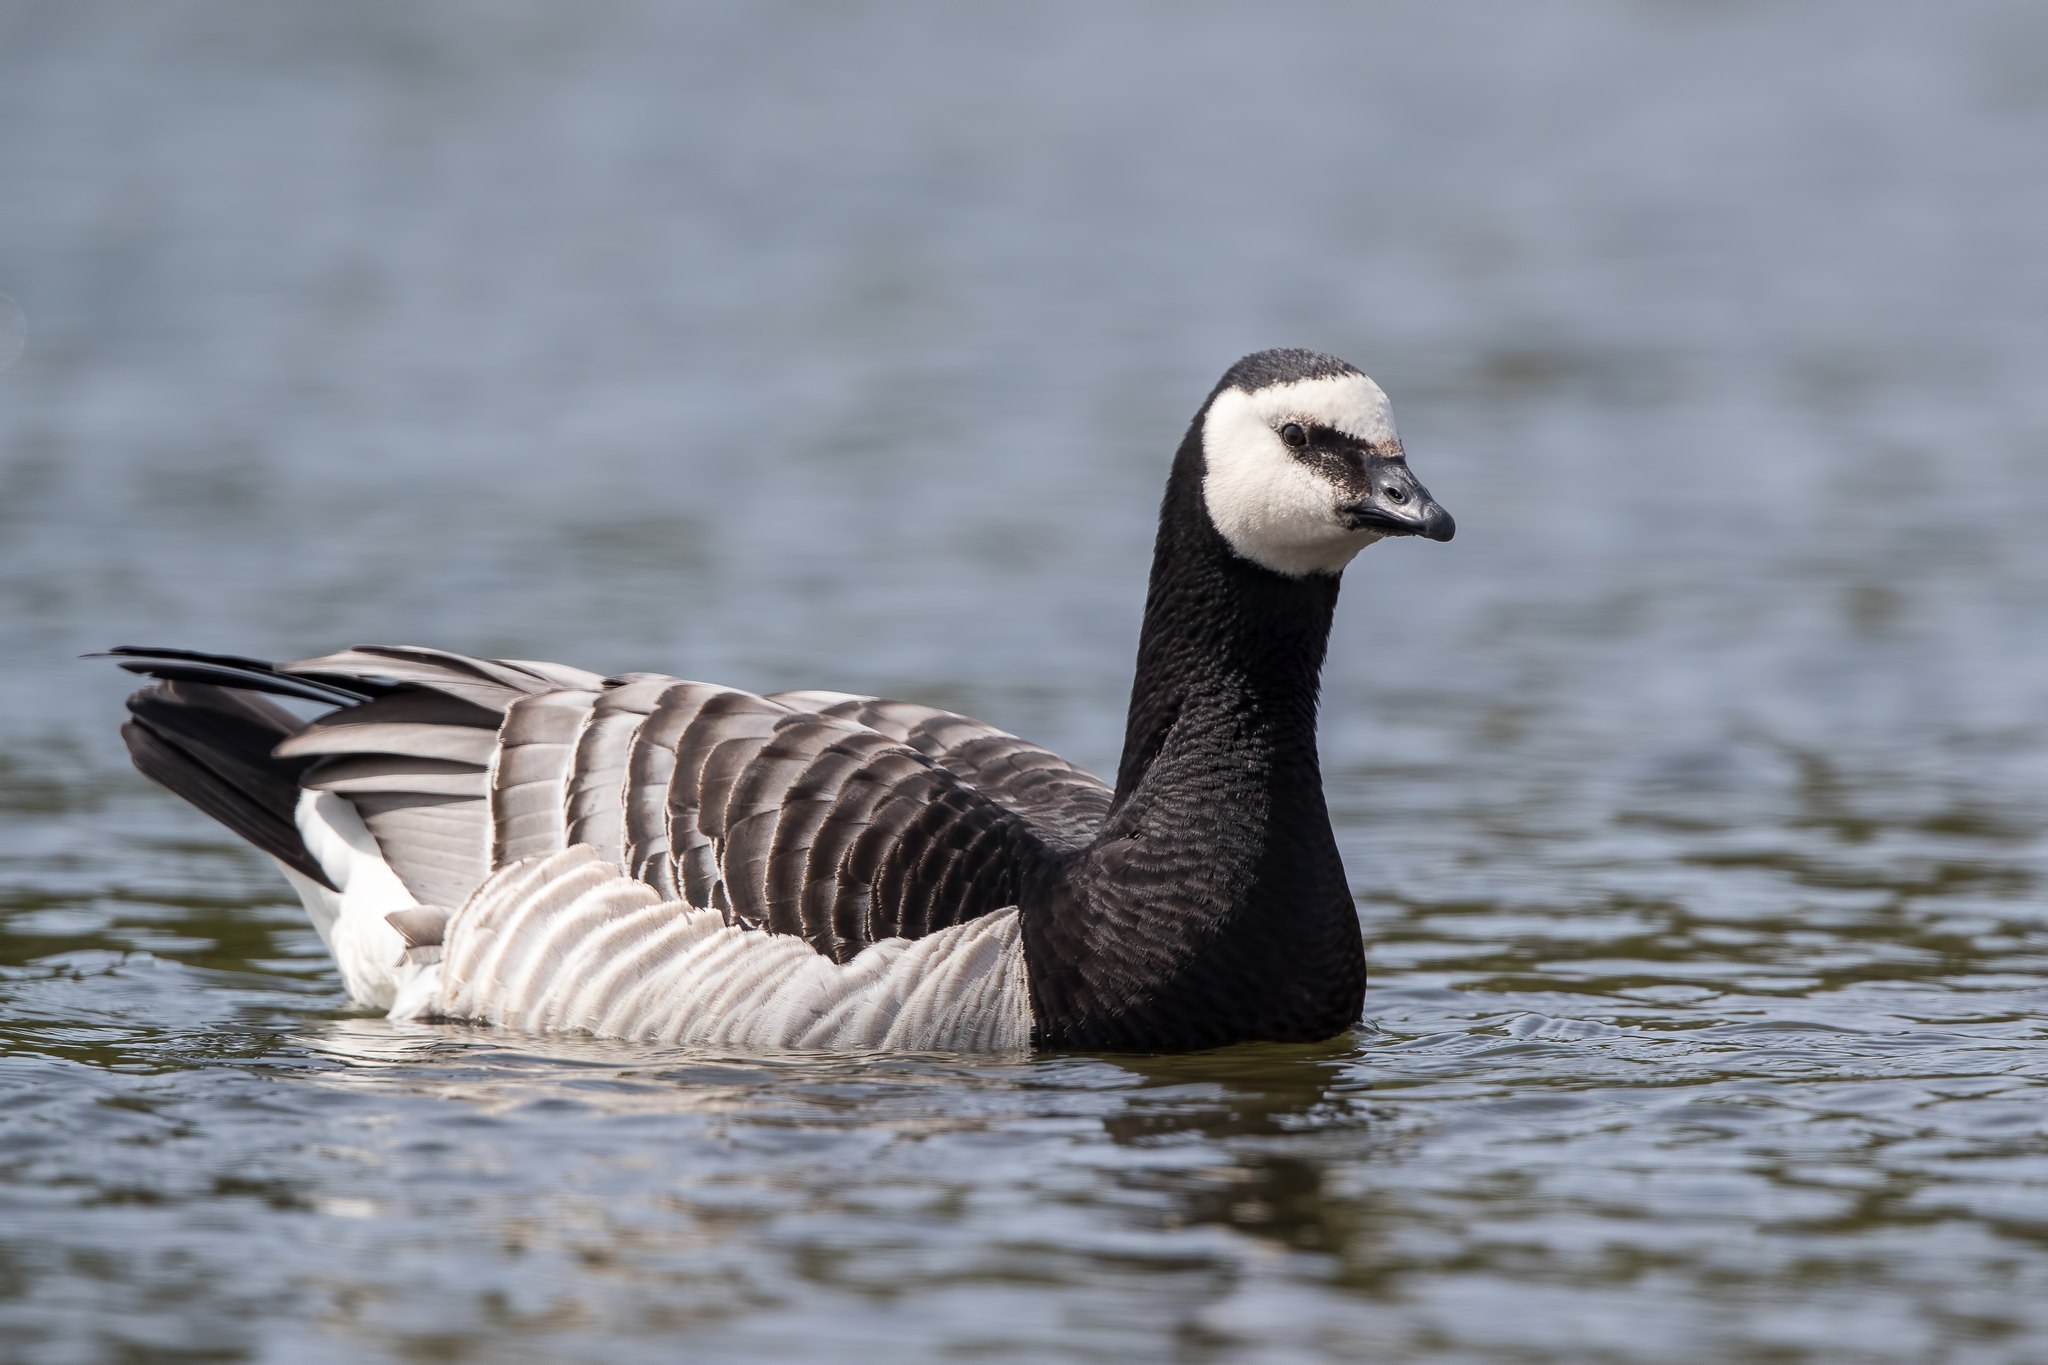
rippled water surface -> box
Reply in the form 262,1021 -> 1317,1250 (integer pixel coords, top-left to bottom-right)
4,3 -> 2048,1360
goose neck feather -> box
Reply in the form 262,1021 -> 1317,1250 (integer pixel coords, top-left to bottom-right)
1021,418 -> 1365,1050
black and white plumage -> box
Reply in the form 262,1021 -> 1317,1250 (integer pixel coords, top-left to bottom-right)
106,348 -> 1453,1054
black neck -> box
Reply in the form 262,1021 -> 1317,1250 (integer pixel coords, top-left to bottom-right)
1022,419 -> 1367,1050
1111,437 -> 1339,813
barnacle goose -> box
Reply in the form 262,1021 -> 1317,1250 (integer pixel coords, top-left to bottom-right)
105,348 -> 1453,1053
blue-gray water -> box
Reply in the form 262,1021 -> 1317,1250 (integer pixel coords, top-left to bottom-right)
4,3 -> 2048,1360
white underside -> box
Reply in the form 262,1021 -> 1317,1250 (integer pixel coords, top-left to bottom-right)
280,791 -> 413,1009
281,796 -> 1034,1053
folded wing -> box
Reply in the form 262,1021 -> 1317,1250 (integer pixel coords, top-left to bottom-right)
113,646 -> 1107,963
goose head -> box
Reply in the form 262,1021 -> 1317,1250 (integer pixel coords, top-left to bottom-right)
1198,348 -> 1454,578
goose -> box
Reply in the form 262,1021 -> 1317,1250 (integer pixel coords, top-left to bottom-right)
104,348 -> 1453,1053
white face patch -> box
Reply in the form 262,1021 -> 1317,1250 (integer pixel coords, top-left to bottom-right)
1200,373 -> 1400,577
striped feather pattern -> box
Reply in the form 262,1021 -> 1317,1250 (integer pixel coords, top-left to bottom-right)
153,645 -> 1104,981
290,645 -> 605,707
620,681 -> 729,893
491,687 -> 603,862
773,693 -> 1112,843
399,845 -> 1032,1051
653,705 -> 1060,958
268,655 -> 542,910
563,674 -> 672,865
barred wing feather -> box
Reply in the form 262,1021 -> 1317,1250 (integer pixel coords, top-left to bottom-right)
257,648 -> 1104,964
389,844 -> 1034,1051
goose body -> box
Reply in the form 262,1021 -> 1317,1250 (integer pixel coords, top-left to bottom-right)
108,349 -> 1453,1053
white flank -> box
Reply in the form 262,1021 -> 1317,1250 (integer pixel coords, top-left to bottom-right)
281,790 -> 413,1009
390,844 -> 1035,1052
1200,372 -> 1399,577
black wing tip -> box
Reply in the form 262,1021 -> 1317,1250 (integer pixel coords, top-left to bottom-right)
96,644 -> 278,667
93,645 -> 376,707
119,711 -> 339,891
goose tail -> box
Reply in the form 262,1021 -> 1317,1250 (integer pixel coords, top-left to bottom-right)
102,646 -> 424,1007
117,673 -> 335,889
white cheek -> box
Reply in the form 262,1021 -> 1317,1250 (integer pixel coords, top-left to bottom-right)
1199,381 -> 1393,578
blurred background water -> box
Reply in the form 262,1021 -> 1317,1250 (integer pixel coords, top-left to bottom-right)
3,2 -> 2048,1360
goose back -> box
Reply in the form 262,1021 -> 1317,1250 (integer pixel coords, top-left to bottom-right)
256,647 -> 1098,963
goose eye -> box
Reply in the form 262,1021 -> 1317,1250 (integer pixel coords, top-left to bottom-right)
1279,422 -> 1308,449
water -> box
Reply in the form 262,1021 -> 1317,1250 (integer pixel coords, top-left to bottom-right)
3,2 -> 2048,1359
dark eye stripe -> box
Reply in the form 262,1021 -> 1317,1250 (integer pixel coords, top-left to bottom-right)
1280,422 -> 1374,455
